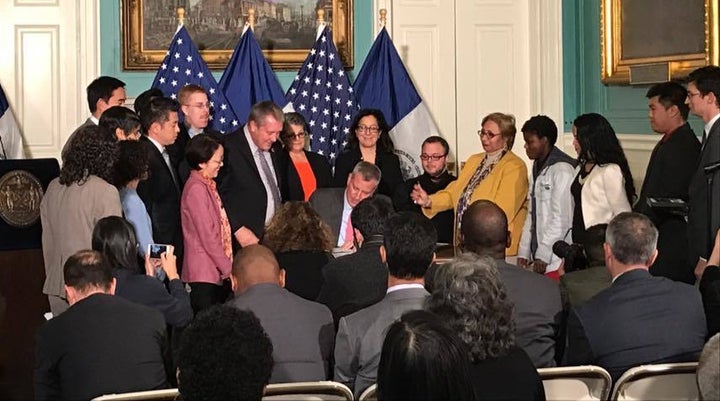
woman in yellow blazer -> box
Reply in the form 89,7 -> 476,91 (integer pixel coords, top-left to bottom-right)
411,112 -> 528,255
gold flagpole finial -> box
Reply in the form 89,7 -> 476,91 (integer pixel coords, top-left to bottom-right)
248,9 -> 256,31
176,7 -> 185,27
379,9 -> 387,27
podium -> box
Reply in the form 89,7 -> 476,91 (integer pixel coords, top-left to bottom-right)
0,158 -> 59,400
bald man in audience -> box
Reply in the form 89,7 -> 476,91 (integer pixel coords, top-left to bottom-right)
459,199 -> 562,367
227,244 -> 334,383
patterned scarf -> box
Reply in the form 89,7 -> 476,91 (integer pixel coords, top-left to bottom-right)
201,174 -> 233,260
455,149 -> 508,238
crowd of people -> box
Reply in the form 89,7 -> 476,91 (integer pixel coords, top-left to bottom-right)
31,66 -> 720,400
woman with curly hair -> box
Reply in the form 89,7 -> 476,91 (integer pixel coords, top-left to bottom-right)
262,201 -> 334,300
571,113 -> 634,246
40,125 -> 122,315
426,253 -> 545,400
333,109 -> 404,197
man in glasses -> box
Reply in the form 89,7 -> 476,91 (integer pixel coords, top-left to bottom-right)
392,136 -> 456,243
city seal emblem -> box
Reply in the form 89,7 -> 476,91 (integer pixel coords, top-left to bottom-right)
0,170 -> 44,228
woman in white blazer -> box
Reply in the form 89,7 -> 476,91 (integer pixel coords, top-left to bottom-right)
570,113 -> 635,246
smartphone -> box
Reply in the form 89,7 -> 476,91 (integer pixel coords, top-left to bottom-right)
147,243 -> 171,259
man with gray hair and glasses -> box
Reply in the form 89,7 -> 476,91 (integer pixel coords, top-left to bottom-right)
565,212 -> 707,381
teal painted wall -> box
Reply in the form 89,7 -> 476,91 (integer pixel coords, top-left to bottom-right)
100,1 -> 373,97
562,0 -> 704,134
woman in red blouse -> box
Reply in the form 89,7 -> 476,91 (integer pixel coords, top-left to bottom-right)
281,112 -> 332,201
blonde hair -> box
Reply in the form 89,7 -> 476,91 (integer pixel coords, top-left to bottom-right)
482,112 -> 517,149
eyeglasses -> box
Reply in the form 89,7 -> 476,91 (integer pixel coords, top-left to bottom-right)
186,102 -> 211,109
208,158 -> 223,165
420,154 -> 446,161
285,132 -> 306,140
478,129 -> 500,139
687,91 -> 702,99
356,125 -> 380,134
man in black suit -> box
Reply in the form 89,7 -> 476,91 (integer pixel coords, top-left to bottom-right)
634,82 -> 700,283
685,66 -> 720,272
170,84 -> 222,186
228,244 -> 334,383
393,136 -> 456,243
34,250 -> 168,400
309,161 -> 382,249
565,212 -> 707,381
316,196 -> 394,324
459,199 -> 562,367
217,101 -> 285,247
136,97 -> 183,264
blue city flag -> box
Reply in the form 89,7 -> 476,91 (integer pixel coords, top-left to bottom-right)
353,27 -> 440,179
151,26 -> 239,133
218,26 -> 287,126
285,25 -> 358,163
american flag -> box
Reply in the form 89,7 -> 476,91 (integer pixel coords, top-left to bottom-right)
151,26 -> 239,133
285,25 -> 358,161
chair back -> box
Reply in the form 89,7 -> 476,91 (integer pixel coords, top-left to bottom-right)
91,388 -> 179,401
358,383 -> 377,401
611,362 -> 699,401
537,365 -> 612,401
262,381 -> 354,401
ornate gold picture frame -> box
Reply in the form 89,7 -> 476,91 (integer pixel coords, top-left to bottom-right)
601,0 -> 718,84
122,0 -> 353,71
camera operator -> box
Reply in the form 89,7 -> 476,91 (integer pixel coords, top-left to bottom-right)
557,224 -> 612,308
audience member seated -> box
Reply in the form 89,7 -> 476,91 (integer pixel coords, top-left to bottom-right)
227,245 -> 334,382
697,333 -> 720,401
333,109 -> 404,198
62,76 -> 126,161
334,212 -> 436,397
559,224 -> 612,308
91,216 -> 192,328
317,196 -> 394,324
310,161 -> 384,249
569,113 -> 634,248
426,253 -> 545,400
41,125 -> 121,315
377,310 -> 476,401
458,199 -> 562,367
565,212 -> 707,381
98,105 -> 142,141
114,140 -> 154,259
181,134 -> 233,313
281,112 -> 332,201
262,201 -> 334,301
177,306 -> 273,401
412,112 -> 528,254
698,229 -> 720,336
392,135 -> 457,244
34,250 -> 168,400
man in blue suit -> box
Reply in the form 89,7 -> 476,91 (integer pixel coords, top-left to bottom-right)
565,212 -> 707,381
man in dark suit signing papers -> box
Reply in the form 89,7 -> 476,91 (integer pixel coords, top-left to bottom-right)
217,101 -> 286,247
34,250 -> 168,401
565,212 -> 707,381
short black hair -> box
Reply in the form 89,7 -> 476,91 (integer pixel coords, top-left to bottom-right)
383,212 -> 437,279
687,65 -> 720,107
584,224 -> 607,267
86,76 -> 125,113
186,133 -> 221,170
99,106 -> 141,137
646,81 -> 690,120
422,136 -> 449,155
350,196 -> 394,238
113,139 -> 149,187
377,310 -> 476,401
134,88 -> 164,117
521,115 -> 558,145
63,250 -> 114,292
140,97 -> 178,133
460,200 -> 508,256
177,306 -> 273,401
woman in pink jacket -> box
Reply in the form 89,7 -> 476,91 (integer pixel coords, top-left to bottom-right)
181,134 -> 232,313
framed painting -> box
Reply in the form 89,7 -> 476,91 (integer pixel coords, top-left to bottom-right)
601,0 -> 718,84
122,0 -> 354,71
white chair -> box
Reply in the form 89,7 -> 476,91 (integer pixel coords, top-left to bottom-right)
610,362 -> 699,401
537,365 -> 612,401
262,381 -> 354,401
91,388 -> 179,401
358,383 -> 377,401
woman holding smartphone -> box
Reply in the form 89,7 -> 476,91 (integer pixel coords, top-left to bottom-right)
181,134 -> 233,313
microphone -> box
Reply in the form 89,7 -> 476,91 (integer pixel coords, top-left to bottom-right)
704,160 -> 720,175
